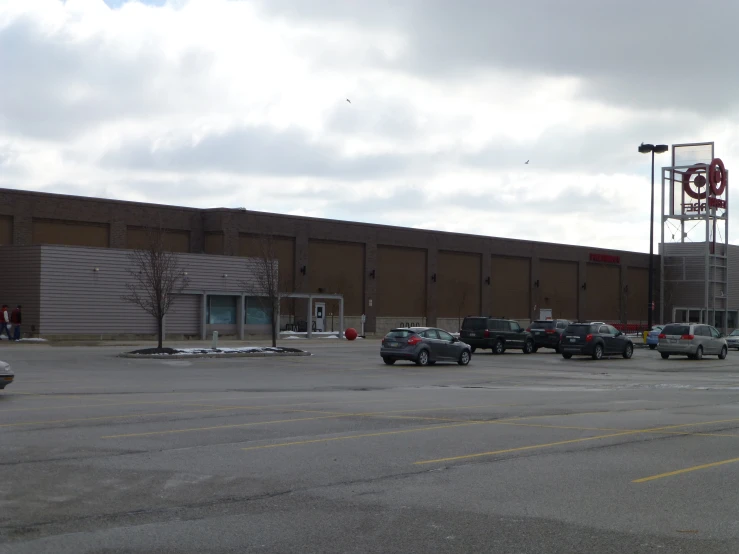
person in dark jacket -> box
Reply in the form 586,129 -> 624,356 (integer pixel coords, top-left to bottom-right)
0,305 -> 11,341
10,305 -> 21,341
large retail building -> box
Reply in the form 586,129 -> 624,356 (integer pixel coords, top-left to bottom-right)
0,188 -> 657,339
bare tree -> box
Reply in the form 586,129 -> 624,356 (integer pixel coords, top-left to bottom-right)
122,226 -> 189,349
243,235 -> 284,347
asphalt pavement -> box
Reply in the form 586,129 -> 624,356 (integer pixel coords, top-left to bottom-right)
3,339 -> 739,553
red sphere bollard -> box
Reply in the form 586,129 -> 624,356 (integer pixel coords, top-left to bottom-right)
345,328 -> 358,341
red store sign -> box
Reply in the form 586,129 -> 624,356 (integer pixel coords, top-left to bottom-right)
590,253 -> 620,264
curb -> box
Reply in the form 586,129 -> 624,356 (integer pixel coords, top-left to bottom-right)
118,351 -> 312,359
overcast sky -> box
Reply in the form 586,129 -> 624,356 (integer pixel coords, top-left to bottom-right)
1,0 -> 737,252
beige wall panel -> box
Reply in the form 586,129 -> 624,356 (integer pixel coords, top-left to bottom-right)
204,232 -> 224,255
585,263 -> 620,321
308,240 -> 364,315
437,251 -> 481,319
540,260 -> 578,319
33,219 -> 109,248
626,267 -> 649,324
491,256 -> 530,318
127,227 -> 190,253
376,246 -> 426,317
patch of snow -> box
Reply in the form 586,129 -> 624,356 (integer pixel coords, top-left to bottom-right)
17,338 -> 48,342
320,335 -> 341,339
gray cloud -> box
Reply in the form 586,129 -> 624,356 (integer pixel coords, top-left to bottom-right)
256,0 -> 739,114
101,125 -> 426,179
0,11 -> 214,139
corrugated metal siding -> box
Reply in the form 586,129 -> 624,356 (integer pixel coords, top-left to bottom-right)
39,245 -> 263,335
728,246 -> 739,309
166,295 -> 200,335
0,246 -> 41,335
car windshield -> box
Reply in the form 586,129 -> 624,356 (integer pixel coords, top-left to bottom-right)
730,330 -> 739,336
386,329 -> 415,339
661,324 -> 690,336
530,321 -> 555,330
565,324 -> 596,336
461,317 -> 487,330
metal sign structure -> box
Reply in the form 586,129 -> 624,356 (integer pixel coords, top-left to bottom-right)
660,142 -> 729,331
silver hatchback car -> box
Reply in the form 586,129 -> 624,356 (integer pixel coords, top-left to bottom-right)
657,323 -> 728,360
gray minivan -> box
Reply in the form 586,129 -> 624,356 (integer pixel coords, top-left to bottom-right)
657,323 -> 728,360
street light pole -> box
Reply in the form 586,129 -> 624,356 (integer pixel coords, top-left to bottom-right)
639,143 -> 669,331
648,149 -> 655,330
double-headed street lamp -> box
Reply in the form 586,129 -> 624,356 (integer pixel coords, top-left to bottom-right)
639,143 -> 669,330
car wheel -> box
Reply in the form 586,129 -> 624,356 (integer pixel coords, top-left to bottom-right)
719,346 -> 728,360
660,352 -> 670,359
623,343 -> 633,359
382,357 -> 395,365
592,343 -> 604,360
649,344 -> 657,350
416,349 -> 430,366
470,346 -> 477,354
523,340 -> 534,354
694,346 -> 703,361
458,350 -> 471,366
562,353 -> 573,359
493,340 -> 504,355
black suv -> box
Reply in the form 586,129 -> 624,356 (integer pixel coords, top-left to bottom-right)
560,322 -> 634,360
527,319 -> 570,352
459,317 -> 535,354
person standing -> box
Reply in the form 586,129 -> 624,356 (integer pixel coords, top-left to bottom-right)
10,305 -> 21,341
0,305 -> 11,341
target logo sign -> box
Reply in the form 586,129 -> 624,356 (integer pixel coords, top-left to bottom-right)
681,158 -> 728,213
682,158 -> 727,199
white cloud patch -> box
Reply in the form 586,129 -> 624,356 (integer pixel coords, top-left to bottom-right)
1,0 -> 738,253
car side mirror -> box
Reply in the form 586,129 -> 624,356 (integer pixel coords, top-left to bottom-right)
451,336 -> 459,342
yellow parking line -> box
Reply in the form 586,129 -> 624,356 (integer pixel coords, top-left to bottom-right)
242,422 -> 484,451
633,457 -> 739,483
0,406 -> 348,429
414,431 -> 641,465
415,416 -> 739,465
100,404 -> 509,439
102,414 -> 365,438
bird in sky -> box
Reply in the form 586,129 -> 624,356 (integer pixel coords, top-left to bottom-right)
346,98 -> 351,104
525,160 -> 529,164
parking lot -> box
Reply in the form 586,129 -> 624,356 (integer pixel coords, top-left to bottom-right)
3,340 -> 739,553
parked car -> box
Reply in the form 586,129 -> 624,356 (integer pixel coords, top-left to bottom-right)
527,319 -> 570,352
381,327 -> 472,366
0,361 -> 13,390
459,317 -> 535,354
560,322 -> 634,360
657,323 -> 728,360
646,325 -> 664,350
725,329 -> 739,350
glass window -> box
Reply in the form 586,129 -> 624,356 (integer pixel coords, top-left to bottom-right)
462,317 -> 487,330
556,321 -> 567,329
424,329 -> 440,339
599,326 -> 609,334
207,295 -> 237,324
607,325 -> 619,335
437,330 -> 454,341
245,297 -> 272,325
662,324 -> 690,336
710,327 -> 721,338
531,321 -> 555,330
509,322 -> 520,332
728,311 -> 738,329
